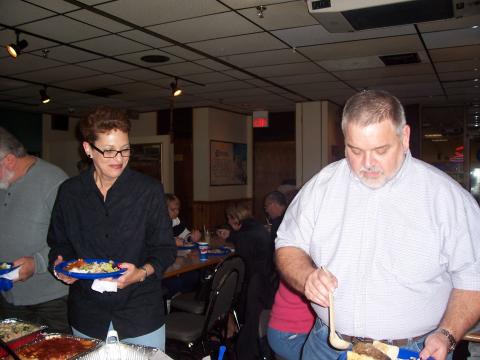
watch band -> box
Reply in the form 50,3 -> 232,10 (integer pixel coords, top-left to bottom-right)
436,328 -> 456,352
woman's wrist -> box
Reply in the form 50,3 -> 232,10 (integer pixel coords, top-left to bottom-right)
139,266 -> 148,282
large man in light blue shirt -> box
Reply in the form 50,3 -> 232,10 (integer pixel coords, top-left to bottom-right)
276,90 -> 480,360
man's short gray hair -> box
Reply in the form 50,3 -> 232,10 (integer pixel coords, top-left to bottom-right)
341,90 -> 406,136
0,127 -> 27,159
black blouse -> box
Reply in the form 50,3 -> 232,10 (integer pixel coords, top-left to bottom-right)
47,166 -> 176,339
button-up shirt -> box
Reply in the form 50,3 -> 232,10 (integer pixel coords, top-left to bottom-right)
276,152 -> 480,339
48,166 -> 175,339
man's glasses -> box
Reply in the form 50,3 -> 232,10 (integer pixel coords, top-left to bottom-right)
90,143 -> 132,158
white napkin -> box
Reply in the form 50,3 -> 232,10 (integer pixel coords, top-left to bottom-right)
91,279 -> 118,293
0,266 -> 21,281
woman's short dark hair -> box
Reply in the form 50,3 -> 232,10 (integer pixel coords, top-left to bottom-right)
79,106 -> 131,143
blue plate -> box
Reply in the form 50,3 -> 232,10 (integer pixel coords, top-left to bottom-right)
338,348 -> 431,360
0,262 -> 18,276
178,242 -> 198,250
207,247 -> 231,256
55,258 -> 126,280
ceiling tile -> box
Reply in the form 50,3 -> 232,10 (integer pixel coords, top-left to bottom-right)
193,58 -> 230,71
423,27 -> 480,49
436,59 -> 480,72
66,9 -> 131,32
348,74 -> 438,88
19,15 -> 108,42
237,1 -> 318,31
440,70 -> 479,81
224,48 -> 305,68
159,46 -> 205,61
73,34 -> 150,56
77,58 -> 138,73
190,32 -> 287,57
430,45 -> 480,62
247,61 -> 322,77
30,0 -> 80,13
153,62 -> 211,76
15,64 -> 101,83
115,68 -> 167,82
0,0 -> 55,26
221,0 -> 293,9
54,74 -> 132,90
0,77 -> 30,90
267,72 -> 339,86
0,53 -> 64,75
301,35 -> 423,61
148,12 -> 258,43
334,63 -> 435,80
222,69 -> 254,80
417,14 -> 480,32
117,29 -> 171,48
183,72 -> 235,84
96,0 -> 228,27
31,45 -> 101,63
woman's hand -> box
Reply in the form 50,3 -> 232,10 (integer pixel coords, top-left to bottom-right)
115,262 -> 146,289
175,237 -> 184,246
53,255 -> 77,285
190,229 -> 202,242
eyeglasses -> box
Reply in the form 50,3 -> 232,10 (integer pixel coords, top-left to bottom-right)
90,143 -> 132,158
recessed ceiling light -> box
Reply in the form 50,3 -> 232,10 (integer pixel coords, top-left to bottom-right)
141,55 -> 170,63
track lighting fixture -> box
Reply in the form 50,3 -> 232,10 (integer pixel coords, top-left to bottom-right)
170,78 -> 182,97
6,31 -> 29,58
39,86 -> 51,104
256,5 -> 266,18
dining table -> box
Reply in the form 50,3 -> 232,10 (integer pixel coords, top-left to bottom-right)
163,246 -> 232,279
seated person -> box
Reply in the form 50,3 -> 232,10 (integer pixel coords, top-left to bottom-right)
165,193 -> 201,246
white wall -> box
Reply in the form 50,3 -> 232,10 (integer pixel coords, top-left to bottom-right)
193,107 -> 252,201
295,100 -> 342,185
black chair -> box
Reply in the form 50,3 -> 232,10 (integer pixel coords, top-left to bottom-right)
171,255 -> 245,318
166,268 -> 239,356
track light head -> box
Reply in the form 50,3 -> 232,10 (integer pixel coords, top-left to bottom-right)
256,5 -> 266,18
170,78 -> 182,97
39,87 -> 51,104
6,32 -> 28,58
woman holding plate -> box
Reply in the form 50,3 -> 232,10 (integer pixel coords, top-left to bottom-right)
47,106 -> 176,349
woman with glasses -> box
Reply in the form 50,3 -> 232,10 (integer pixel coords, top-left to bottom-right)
47,106 -> 176,350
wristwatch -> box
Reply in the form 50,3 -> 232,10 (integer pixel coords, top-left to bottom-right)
436,328 -> 456,353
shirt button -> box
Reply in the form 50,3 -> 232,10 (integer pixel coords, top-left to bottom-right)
105,234 -> 109,238
105,212 -> 109,217
7,193 -> 11,196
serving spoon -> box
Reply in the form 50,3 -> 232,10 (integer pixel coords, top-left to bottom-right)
322,266 -> 351,350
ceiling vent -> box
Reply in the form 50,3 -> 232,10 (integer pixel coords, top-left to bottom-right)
380,52 -> 421,66
85,88 -> 122,97
307,0 -> 480,33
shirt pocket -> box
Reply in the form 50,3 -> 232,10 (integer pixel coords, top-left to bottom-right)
376,222 -> 443,285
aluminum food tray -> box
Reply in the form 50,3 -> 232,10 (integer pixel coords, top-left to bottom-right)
14,333 -> 102,360
0,318 -> 46,343
75,342 -> 160,360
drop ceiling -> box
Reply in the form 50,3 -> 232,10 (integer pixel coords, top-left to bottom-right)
0,0 -> 479,118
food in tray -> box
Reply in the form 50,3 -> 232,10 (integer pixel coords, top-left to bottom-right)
0,320 -> 41,343
347,342 -> 399,360
64,259 -> 120,274
16,336 -> 98,360
0,262 -> 11,270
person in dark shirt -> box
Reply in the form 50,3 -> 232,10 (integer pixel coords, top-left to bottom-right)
226,203 -> 275,360
264,190 -> 288,243
165,193 -> 201,246
47,106 -> 176,349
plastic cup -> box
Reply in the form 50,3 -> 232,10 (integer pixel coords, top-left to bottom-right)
198,242 -> 209,261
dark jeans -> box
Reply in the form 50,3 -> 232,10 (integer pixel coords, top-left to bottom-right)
0,295 -> 71,334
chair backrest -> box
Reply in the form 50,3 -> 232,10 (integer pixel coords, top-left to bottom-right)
202,269 -> 239,335
211,255 -> 245,298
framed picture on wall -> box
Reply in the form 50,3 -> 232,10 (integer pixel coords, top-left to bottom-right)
210,140 -> 247,186
129,143 -> 162,182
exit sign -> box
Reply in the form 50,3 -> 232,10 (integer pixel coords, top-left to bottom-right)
253,110 -> 269,128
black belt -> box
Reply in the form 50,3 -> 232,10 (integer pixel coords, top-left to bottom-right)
338,334 -> 425,347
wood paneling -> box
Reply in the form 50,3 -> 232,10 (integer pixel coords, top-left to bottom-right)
192,198 -> 253,230
253,141 -> 296,221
